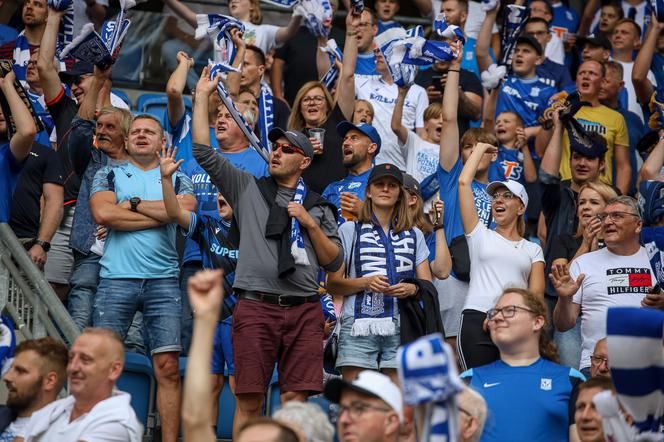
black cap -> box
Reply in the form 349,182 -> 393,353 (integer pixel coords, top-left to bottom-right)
516,35 -> 543,55
268,127 -> 315,159
368,163 -> 403,185
58,61 -> 94,84
402,173 -> 421,197
578,34 -> 612,50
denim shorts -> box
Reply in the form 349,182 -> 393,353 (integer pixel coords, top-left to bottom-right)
93,277 -> 182,355
336,318 -> 400,370
211,318 -> 234,375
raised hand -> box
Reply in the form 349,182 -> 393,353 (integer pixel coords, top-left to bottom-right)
176,51 -> 194,69
549,264 -> 585,298
158,145 -> 183,178
230,28 -> 245,50
429,200 -> 444,227
188,269 -> 225,318
0,69 -> 16,89
195,65 -> 220,97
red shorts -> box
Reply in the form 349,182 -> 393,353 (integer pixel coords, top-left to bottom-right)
232,298 -> 324,395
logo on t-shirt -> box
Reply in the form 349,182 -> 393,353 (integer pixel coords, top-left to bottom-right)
577,119 -> 607,136
540,378 -> 552,391
606,267 -> 652,294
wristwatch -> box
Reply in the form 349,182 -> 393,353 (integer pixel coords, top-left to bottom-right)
33,239 -> 50,252
130,197 -> 141,212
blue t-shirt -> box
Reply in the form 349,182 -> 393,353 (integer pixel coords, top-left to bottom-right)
461,358 -> 585,442
91,163 -> 195,279
551,3 -> 579,34
497,76 -> 556,127
377,20 -> 403,35
322,168 -> 372,224
489,146 -> 526,185
0,143 -> 23,223
356,53 -> 378,77
537,58 -> 574,92
162,111 -> 219,164
181,147 -> 269,264
437,159 -> 492,244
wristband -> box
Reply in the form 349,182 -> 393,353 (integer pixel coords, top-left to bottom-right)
447,69 -> 460,73
434,224 -> 444,231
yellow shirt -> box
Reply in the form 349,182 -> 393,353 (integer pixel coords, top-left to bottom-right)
559,105 -> 629,185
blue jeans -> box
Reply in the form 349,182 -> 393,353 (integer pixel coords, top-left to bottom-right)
336,318 -> 400,370
179,261 -> 202,356
93,277 -> 182,355
68,252 -> 101,331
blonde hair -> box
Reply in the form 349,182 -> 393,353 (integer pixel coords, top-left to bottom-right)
97,106 -> 132,137
248,0 -> 262,24
423,102 -> 442,121
357,184 -> 415,234
574,182 -> 618,237
287,81 -> 334,131
353,99 -> 374,119
460,128 -> 499,151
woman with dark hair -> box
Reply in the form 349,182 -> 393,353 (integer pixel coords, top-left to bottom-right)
327,164 -> 432,383
461,288 -> 585,442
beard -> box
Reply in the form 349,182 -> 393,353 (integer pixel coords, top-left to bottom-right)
6,378 -> 41,415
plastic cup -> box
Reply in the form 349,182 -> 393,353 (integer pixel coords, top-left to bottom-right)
309,128 -> 326,154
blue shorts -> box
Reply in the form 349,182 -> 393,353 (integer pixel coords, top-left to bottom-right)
336,318 -> 400,370
93,277 -> 182,355
211,318 -> 234,375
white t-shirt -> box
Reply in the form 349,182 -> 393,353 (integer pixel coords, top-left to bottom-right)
355,77 -> 428,170
465,222 -> 544,312
0,416 -> 29,442
570,246 -> 654,369
402,131 -> 439,211
241,21 -> 280,54
616,60 -> 657,123
20,391 -> 142,442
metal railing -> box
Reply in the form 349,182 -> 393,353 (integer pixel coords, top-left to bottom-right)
0,223 -> 80,344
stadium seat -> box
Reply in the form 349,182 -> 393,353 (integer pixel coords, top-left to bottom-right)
136,93 -> 192,122
216,376 -> 236,440
117,352 -> 156,438
111,88 -> 132,110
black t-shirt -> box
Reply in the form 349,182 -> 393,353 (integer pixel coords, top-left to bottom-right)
550,232 -> 606,263
273,97 -> 290,131
301,104 -> 347,194
9,142 -> 64,238
46,90 -> 80,205
274,26 -> 346,107
414,67 -> 483,136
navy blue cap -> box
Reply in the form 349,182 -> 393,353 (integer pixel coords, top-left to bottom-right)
516,35 -> 543,55
368,163 -> 403,185
58,61 -> 94,84
336,121 -> 382,154
638,180 -> 664,226
268,127 -> 315,159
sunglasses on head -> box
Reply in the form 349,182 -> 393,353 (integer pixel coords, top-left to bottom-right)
272,142 -> 306,156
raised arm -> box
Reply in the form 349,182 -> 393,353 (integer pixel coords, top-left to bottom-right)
275,14 -> 303,45
316,35 -> 332,81
539,110 -> 564,177
36,8 -> 65,102
458,142 -> 495,234
337,12 -> 360,120
391,87 -> 409,145
224,29 -> 246,98
163,0 -> 197,28
475,5 -> 498,74
632,17 -> 662,105
271,57 -> 286,100
637,133 -> 664,185
482,88 -> 499,131
439,43 -> 463,172
614,145 -> 631,195
1,71 -> 36,161
192,66 -> 218,147
430,201 -> 451,280
78,65 -> 110,120
578,0 -> 600,36
166,52 -> 194,128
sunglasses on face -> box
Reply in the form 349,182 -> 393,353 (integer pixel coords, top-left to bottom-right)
273,142 -> 305,156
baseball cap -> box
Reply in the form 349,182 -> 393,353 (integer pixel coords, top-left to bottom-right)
337,121 -> 382,154
402,173 -> 421,197
578,34 -> 612,50
368,163 -> 403,186
486,180 -> 529,209
638,180 -> 664,226
268,127 -> 315,159
516,35 -> 543,56
58,61 -> 94,84
324,370 -> 404,422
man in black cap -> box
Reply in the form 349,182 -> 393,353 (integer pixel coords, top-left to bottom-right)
322,121 -> 381,224
193,74 -> 343,435
579,34 -> 612,63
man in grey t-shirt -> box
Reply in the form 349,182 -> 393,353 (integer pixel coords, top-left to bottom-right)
192,66 -> 343,437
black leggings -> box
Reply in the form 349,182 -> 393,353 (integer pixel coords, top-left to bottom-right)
457,309 -> 500,371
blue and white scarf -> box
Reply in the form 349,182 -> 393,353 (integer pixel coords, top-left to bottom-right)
258,84 -> 274,155
605,307 -> 664,440
319,39 -> 343,91
0,316 -> 15,376
11,32 -> 31,83
47,0 -> 74,58
351,221 -> 417,336
0,60 -> 46,138
375,25 -> 460,87
398,333 -> 464,442
290,178 -> 310,265
433,13 -> 465,43
652,0 -> 664,23
260,0 -> 297,7
294,0 -> 333,38
481,4 -> 529,89
350,0 -> 364,15
195,14 -> 244,69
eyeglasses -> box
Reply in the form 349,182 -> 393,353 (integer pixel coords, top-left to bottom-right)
491,191 -> 516,201
273,142 -> 306,156
590,355 -> 609,366
486,305 -> 537,320
596,211 -> 640,223
525,31 -> 549,37
331,402 -> 392,423
302,95 -> 325,105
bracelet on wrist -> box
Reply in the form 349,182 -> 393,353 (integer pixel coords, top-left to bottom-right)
447,69 -> 460,73
434,224 -> 444,231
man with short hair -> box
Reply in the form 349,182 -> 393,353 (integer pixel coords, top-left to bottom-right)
598,2 -> 624,37
12,0 -> 47,83
193,71 -> 342,436
589,337 -> 610,378
574,377 -> 616,442
324,370 -> 402,442
523,17 -> 574,91
579,34 -> 612,62
322,121 -> 381,223
458,387 -> 487,442
529,0 -> 565,64
551,196 -> 656,375
16,329 -> 142,442
0,337 -> 68,441
90,115 -> 196,442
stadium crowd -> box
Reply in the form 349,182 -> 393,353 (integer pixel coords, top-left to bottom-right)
0,0 -> 663,440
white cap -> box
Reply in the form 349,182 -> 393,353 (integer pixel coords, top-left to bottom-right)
324,370 -> 404,422
486,180 -> 529,209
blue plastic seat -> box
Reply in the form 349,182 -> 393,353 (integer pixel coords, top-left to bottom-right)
111,88 -> 132,110
117,352 -> 156,437
136,93 -> 193,123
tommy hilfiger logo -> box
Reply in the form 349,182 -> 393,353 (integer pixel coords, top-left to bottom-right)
606,268 -> 652,294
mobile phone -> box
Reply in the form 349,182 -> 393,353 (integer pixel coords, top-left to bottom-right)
651,283 -> 661,294
432,74 -> 445,93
